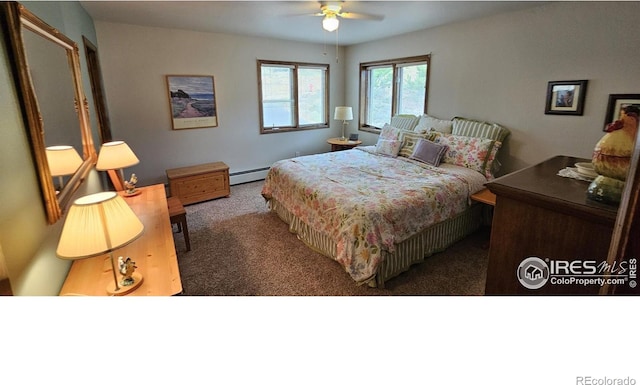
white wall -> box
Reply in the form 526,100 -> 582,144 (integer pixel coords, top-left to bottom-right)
95,21 -> 346,186
346,1 -> 640,174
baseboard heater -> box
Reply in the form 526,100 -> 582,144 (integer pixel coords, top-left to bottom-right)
229,166 -> 271,185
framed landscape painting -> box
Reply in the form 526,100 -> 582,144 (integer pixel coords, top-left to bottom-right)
166,75 -> 218,129
545,80 -> 588,116
604,94 -> 640,130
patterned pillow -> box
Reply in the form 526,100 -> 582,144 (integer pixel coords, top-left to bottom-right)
484,141 -> 503,179
375,139 -> 402,157
379,123 -> 402,140
398,130 -> 430,158
415,114 -> 453,133
410,138 -> 448,166
435,133 -> 501,177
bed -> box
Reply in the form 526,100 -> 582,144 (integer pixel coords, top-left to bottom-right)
261,115 -> 510,288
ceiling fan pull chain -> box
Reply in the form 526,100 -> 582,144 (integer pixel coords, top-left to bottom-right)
323,29 -> 327,56
335,28 -> 339,63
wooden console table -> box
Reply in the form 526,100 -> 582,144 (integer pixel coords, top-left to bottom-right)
59,184 -> 183,296
484,156 -> 618,295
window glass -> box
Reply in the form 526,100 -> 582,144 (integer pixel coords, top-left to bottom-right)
298,67 -> 326,126
397,63 -> 427,116
260,65 -> 294,128
366,66 -> 393,129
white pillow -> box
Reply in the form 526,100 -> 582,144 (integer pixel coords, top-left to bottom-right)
415,114 -> 453,134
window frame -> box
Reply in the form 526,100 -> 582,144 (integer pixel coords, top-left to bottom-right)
257,59 -> 330,134
358,54 -> 430,133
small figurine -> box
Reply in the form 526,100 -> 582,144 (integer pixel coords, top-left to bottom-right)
118,256 -> 138,286
124,173 -> 138,195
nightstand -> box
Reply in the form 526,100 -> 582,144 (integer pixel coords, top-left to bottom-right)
470,188 -> 496,206
327,137 -> 362,152
471,188 -> 496,249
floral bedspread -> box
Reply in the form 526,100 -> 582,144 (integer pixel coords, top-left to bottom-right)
261,146 -> 487,284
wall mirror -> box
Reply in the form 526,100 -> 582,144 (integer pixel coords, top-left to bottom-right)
1,2 -> 96,224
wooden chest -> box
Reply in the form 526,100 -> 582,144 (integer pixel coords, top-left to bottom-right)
166,161 -> 230,205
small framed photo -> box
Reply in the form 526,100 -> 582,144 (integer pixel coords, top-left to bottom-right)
545,80 -> 588,116
604,94 -> 640,130
166,75 -> 218,130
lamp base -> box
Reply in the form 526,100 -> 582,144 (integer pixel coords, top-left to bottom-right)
106,272 -> 143,296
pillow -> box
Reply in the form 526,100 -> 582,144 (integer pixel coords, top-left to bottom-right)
379,123 -> 402,140
415,114 -> 453,133
410,138 -> 448,167
452,117 -> 510,142
390,114 -> 419,131
435,133 -> 501,177
375,139 -> 402,157
398,130 -> 430,158
483,141 -> 503,179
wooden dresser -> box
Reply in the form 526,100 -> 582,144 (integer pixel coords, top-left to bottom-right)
484,155 -> 619,295
166,161 -> 230,205
59,184 -> 182,296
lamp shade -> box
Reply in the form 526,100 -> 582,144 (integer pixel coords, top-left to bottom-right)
322,15 -> 339,32
96,141 -> 139,171
56,191 -> 144,259
334,106 -> 353,121
45,145 -> 83,176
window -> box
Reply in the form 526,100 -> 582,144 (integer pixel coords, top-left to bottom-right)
359,55 -> 430,131
258,60 -> 329,133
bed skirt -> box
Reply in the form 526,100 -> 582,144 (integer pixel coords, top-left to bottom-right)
266,197 -> 483,288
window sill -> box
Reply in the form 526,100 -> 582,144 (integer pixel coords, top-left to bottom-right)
261,125 -> 329,134
359,126 -> 382,135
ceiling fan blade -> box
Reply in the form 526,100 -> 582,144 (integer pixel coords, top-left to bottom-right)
338,12 -> 384,21
286,12 -> 324,18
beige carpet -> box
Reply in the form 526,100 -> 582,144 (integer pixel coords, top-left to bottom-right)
174,180 -> 490,295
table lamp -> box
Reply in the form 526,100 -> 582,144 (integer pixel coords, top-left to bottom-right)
334,106 -> 353,141
45,145 -> 83,191
56,191 -> 145,295
96,141 -> 140,196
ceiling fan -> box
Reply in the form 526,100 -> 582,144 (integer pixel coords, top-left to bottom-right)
309,2 -> 384,32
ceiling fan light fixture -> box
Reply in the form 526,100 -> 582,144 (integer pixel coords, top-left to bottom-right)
322,14 -> 339,32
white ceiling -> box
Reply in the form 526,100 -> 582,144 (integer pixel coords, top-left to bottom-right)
79,1 -> 549,46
